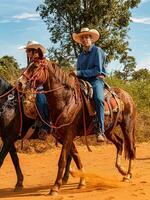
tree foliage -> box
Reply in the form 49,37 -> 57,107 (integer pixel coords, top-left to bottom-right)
114,67 -> 150,81
114,56 -> 136,80
37,0 -> 141,68
0,56 -> 20,84
106,74 -> 150,112
132,68 -> 150,81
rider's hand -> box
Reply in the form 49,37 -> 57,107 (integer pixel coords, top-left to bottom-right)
69,70 -> 77,76
97,74 -> 105,80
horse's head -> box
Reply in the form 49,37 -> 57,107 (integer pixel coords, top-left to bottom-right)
17,60 -> 48,92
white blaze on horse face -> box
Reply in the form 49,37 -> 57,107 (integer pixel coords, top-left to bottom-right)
18,75 -> 28,91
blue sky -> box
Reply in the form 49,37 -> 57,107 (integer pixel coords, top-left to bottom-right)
0,0 -> 150,73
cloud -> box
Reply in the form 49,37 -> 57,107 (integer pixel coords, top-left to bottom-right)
0,12 -> 40,24
131,17 -> 150,24
12,12 -> 39,20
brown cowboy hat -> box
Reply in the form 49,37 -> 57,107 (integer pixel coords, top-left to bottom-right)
18,40 -> 46,54
72,27 -> 100,44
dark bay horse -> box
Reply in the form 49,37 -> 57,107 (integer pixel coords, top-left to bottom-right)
17,60 -> 136,195
0,77 -> 71,191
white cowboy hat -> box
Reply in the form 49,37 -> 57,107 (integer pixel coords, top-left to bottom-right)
72,28 -> 100,44
18,40 -> 46,54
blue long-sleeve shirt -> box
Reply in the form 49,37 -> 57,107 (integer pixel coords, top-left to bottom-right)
77,44 -> 107,78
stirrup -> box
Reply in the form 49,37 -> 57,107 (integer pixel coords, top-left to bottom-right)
97,133 -> 106,142
38,129 -> 48,140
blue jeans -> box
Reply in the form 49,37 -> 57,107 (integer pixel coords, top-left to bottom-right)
88,77 -> 105,133
36,93 -> 50,132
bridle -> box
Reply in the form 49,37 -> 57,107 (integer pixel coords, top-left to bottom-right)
21,61 -> 48,89
17,61 -> 65,94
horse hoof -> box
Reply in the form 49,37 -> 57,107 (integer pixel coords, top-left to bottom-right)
62,176 -> 69,185
62,177 -> 69,185
78,183 -> 86,189
49,190 -> 58,196
123,177 -> 130,182
123,175 -> 131,182
14,185 -> 23,192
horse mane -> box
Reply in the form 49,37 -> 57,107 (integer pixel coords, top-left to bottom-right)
47,61 -> 75,89
0,77 -> 12,95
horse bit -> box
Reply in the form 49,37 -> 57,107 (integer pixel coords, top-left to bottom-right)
0,91 -> 17,116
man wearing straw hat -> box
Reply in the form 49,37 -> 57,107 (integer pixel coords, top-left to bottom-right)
72,28 -> 107,142
19,40 -> 51,139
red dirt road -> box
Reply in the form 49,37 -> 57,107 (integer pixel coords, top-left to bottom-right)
0,143 -> 150,200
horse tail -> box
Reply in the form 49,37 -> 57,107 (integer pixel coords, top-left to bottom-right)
114,87 -> 136,161
123,118 -> 136,160
123,93 -> 136,160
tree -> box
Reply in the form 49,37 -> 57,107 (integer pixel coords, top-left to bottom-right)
132,68 -> 150,81
0,56 -> 20,84
120,55 -> 136,80
37,0 -> 140,68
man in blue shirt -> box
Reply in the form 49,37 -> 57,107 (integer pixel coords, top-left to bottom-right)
72,28 -> 107,142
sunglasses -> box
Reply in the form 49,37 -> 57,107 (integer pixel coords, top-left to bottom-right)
26,48 -> 37,53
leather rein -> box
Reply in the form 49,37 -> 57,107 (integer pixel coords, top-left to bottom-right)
18,63 -> 92,151
17,64 -> 82,130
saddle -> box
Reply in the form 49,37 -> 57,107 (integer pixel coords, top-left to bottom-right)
79,80 -> 123,117
22,80 -> 123,120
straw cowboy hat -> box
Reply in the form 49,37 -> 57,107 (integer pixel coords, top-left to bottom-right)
72,28 -> 100,44
18,40 -> 46,54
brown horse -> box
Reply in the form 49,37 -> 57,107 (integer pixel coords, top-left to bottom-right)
17,60 -> 136,195
0,76 -> 72,191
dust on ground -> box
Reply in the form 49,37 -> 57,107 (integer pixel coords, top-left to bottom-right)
0,143 -> 150,200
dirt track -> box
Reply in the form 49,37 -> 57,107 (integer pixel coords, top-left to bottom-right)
0,143 -> 150,200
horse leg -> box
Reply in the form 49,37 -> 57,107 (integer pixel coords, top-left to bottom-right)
9,144 -> 24,191
122,159 -> 132,182
0,134 -> 23,192
120,122 -> 136,182
116,151 -> 132,182
115,149 -> 128,176
69,142 -> 86,189
113,134 -> 133,180
0,136 -> 13,167
56,137 -> 72,185
62,153 -> 72,184
106,132 -> 127,175
61,141 -> 86,188
50,131 -> 74,195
